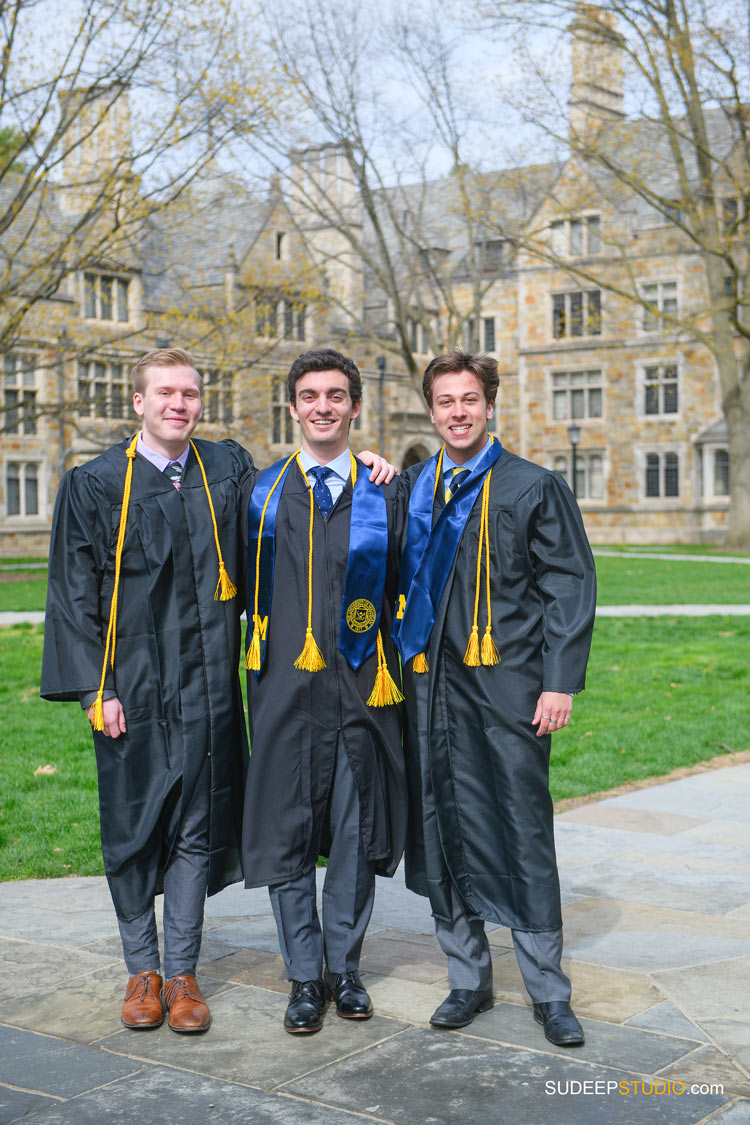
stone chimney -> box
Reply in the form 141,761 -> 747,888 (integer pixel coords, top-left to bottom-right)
288,142 -> 362,330
58,85 -> 132,210
568,4 -> 626,146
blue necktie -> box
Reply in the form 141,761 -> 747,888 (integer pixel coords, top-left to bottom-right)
310,465 -> 334,519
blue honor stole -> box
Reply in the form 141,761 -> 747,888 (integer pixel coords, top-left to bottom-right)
393,438 -> 503,662
247,453 -> 388,675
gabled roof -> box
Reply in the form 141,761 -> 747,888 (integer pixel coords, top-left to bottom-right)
141,167 -> 272,309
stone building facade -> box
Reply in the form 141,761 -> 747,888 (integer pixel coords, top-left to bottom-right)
0,11 -> 736,554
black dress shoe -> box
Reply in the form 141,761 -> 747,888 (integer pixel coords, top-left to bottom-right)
324,969 -> 374,1019
283,979 -> 327,1034
430,988 -> 494,1029
533,1001 -> 585,1046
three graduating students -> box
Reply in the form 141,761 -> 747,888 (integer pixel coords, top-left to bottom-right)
42,342 -> 595,1047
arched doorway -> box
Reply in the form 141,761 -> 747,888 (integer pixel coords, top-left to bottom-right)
401,444 -> 432,470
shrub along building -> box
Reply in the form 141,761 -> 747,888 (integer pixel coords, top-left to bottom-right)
0,9 -> 739,553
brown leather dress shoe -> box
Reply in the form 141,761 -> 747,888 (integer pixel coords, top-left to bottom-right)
163,974 -> 211,1033
121,971 -> 164,1029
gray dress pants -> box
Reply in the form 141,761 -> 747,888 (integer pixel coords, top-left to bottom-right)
434,879 -> 571,1003
117,758 -> 210,981
269,740 -> 375,982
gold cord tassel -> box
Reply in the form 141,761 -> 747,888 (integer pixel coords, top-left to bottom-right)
481,625 -> 500,665
215,560 -> 237,602
366,631 -> 404,707
189,440 -> 236,601
89,697 -> 105,732
294,461 -> 327,671
245,626 -> 261,671
413,652 -> 429,674
463,625 -> 481,666
295,627 -> 327,671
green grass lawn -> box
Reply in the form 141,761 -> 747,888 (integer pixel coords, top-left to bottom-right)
0,558 -> 47,612
0,625 -> 103,880
594,554 -> 749,604
550,615 -> 749,800
2,552 -> 749,612
0,577 -> 47,612
1,616 -> 748,879
0,557 -> 48,567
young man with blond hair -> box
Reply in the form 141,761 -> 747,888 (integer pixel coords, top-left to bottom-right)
42,348 -> 252,1033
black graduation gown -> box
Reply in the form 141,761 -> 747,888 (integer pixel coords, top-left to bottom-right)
41,437 -> 252,920
241,459 -> 409,888
402,450 -> 596,931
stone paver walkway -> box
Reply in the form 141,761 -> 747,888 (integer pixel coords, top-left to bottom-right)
1,763 -> 749,1123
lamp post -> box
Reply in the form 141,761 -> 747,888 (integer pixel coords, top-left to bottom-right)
567,422 -> 581,500
56,327 -> 69,485
375,354 -> 386,454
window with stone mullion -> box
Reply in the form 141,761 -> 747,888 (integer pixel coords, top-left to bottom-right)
5,461 -> 38,516
552,370 -> 602,420
552,291 -> 601,339
271,375 -> 294,444
645,451 -> 679,498
3,354 -> 37,433
713,449 -> 730,496
644,363 -> 678,416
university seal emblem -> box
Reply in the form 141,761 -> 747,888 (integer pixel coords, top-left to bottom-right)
346,599 -> 377,634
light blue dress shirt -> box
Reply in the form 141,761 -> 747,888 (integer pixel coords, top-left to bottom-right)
441,437 -> 492,490
298,447 -> 352,505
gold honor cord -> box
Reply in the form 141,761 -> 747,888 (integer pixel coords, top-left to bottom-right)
292,451 -> 330,672
480,477 -> 500,666
463,472 -> 500,667
89,433 -> 138,730
89,433 -> 236,731
189,440 -> 237,602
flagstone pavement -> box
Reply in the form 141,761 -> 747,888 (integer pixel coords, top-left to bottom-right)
1,762 -> 749,1124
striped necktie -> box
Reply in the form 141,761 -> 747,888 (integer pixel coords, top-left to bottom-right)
164,461 -> 183,491
444,467 -> 470,503
310,465 -> 334,519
